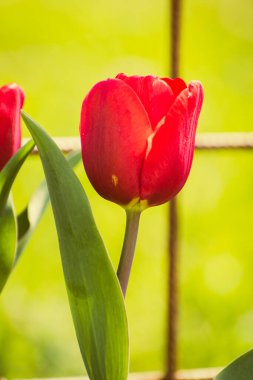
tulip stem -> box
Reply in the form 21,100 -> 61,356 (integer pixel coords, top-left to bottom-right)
117,210 -> 141,297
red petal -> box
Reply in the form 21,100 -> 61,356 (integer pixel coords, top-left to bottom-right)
0,84 -> 24,170
140,81 -> 203,206
116,74 -> 175,130
162,77 -> 187,97
80,78 -> 152,206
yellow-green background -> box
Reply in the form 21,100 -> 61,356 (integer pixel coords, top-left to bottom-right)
1,0 -> 253,377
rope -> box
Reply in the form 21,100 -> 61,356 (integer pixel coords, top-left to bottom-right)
22,132 -> 253,154
195,132 -> 253,149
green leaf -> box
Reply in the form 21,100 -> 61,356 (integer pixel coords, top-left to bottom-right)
0,197 -> 16,293
0,140 -> 34,293
0,140 -> 35,214
22,111 -> 129,380
16,150 -> 82,261
215,350 -> 253,380
0,149 -> 80,293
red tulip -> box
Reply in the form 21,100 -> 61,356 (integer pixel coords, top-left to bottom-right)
80,74 -> 203,210
0,83 -> 24,171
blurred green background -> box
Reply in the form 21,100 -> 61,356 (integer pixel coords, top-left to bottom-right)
1,0 -> 253,377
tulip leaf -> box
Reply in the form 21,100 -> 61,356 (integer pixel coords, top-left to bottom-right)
0,140 -> 35,214
22,111 -> 129,380
0,140 -> 34,293
0,150 -> 81,293
16,150 -> 82,262
0,197 -> 17,293
215,350 -> 253,380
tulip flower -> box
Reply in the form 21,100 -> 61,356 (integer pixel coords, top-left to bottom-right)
80,74 -> 203,211
80,74 -> 203,296
0,84 -> 24,171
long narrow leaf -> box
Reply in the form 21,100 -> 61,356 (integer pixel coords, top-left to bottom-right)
0,140 -> 34,293
16,150 -> 82,261
1,150 -> 81,292
215,350 -> 253,380
22,111 -> 129,380
0,140 -> 35,214
0,197 -> 16,293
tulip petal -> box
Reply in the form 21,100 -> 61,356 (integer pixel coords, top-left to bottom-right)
116,74 -> 175,129
0,84 -> 24,170
162,77 -> 187,97
140,81 -> 203,206
80,78 -> 152,206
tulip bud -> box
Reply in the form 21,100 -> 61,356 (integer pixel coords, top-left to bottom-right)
80,74 -> 203,210
0,84 -> 24,171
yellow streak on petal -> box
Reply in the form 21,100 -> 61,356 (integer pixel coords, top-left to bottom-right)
112,174 -> 118,187
126,197 -> 140,209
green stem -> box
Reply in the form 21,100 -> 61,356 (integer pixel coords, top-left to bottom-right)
117,210 -> 141,297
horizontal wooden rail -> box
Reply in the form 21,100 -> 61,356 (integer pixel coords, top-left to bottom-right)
5,368 -> 221,380
22,132 -> 253,153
